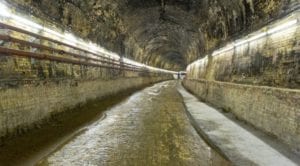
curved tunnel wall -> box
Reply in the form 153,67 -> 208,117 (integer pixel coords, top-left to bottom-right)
184,11 -> 300,152
3,0 -> 297,70
0,0 -> 299,152
0,6 -> 174,143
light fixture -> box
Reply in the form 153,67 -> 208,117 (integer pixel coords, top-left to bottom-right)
64,32 -> 78,46
234,39 -> 249,47
43,27 -> 65,39
212,45 -> 234,57
0,1 -> 178,74
0,2 -> 10,17
248,32 -> 267,42
267,19 -> 298,35
11,15 -> 43,30
192,13 -> 299,68
234,32 -> 267,47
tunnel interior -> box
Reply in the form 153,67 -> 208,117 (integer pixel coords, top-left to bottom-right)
0,0 -> 300,165
3,0 -> 295,70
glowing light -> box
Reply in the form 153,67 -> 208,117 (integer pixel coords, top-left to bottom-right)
87,44 -> 99,55
0,1 -> 177,74
0,3 -> 42,30
248,32 -> 267,42
190,11 -> 299,73
11,15 -> 43,30
64,33 -> 78,45
234,39 -> 249,47
43,27 -> 64,39
267,19 -> 298,34
0,3 -> 10,17
212,45 -> 234,56
124,58 -> 144,67
145,64 -> 177,74
233,20 -> 298,48
234,32 -> 267,47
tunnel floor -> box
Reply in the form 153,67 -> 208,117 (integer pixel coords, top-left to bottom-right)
36,81 -> 221,166
0,81 -> 299,166
0,81 -> 224,166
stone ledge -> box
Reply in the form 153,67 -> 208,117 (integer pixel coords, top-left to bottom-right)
178,84 -> 300,165
183,79 -> 300,154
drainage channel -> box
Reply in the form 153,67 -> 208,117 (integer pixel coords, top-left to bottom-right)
0,89 -> 136,166
0,81 -> 230,166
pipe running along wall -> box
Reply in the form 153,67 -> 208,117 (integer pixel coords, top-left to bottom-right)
184,10 -> 300,153
0,1 -> 175,143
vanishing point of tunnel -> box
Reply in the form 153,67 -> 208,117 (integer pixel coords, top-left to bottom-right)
0,0 -> 299,165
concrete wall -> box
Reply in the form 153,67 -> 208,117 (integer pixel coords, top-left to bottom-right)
184,11 -> 300,153
0,39 -> 172,141
187,12 -> 300,89
0,76 -> 168,142
0,18 -> 172,142
183,79 -> 300,153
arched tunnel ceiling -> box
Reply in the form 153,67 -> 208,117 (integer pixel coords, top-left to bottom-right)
5,0 -> 296,70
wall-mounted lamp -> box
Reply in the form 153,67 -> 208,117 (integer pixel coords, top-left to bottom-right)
267,19 -> 298,35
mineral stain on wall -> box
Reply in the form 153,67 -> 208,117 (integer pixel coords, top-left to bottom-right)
184,11 -> 300,153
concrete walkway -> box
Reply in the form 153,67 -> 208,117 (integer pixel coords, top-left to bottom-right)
178,85 -> 300,166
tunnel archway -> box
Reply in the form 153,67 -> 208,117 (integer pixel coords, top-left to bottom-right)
0,0 -> 299,165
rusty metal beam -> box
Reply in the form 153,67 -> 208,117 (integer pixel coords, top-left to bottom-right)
0,34 -> 140,69
0,39 -> 139,71
0,47 -> 140,72
0,22 -> 167,74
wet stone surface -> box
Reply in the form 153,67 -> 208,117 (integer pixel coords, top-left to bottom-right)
37,81 -> 214,166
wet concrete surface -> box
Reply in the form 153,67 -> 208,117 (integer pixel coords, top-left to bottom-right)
0,81 -> 229,166
37,81 -> 227,166
0,88 -> 134,166
178,85 -> 300,166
